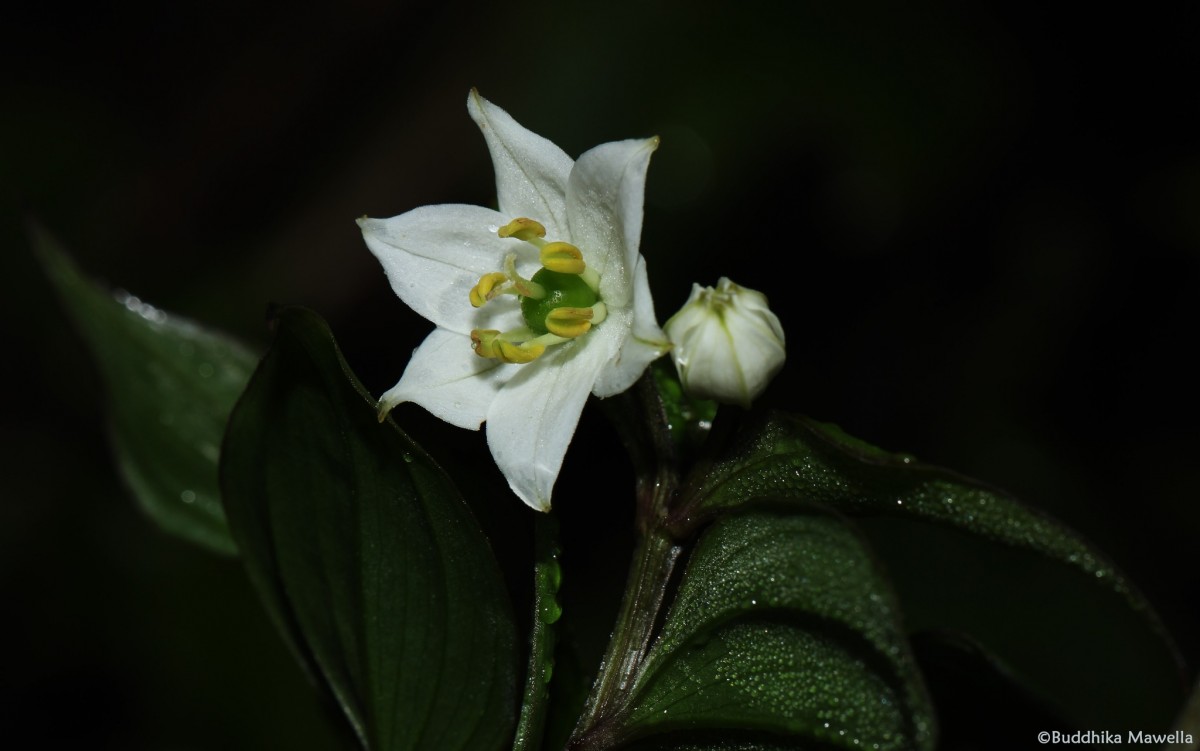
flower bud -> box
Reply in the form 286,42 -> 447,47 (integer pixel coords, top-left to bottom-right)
664,277 -> 785,408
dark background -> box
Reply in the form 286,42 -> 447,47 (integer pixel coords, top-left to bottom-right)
2,1 -> 1197,747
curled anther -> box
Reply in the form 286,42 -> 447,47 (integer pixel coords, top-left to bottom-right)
496,340 -> 545,363
471,328 -> 547,363
497,217 -> 547,241
540,242 -> 586,274
469,272 -> 510,307
544,306 -> 594,338
471,328 -> 503,358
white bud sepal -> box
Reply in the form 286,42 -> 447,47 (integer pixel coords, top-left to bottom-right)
664,277 -> 786,408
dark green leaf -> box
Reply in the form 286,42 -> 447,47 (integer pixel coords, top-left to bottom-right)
859,517 -> 1182,730
617,512 -> 933,751
677,412 -> 1161,619
907,631 -> 1073,751
35,228 -> 253,555
220,307 -> 517,751
675,412 -> 1183,729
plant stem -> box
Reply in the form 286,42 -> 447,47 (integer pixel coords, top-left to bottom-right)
569,374 -> 684,749
512,512 -> 562,751
570,523 -> 680,750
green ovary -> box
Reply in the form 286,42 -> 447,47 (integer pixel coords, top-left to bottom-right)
520,269 -> 598,334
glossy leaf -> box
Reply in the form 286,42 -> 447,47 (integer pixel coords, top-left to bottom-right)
220,307 -> 517,751
618,512 -> 933,751
36,228 -> 253,555
859,516 -> 1182,730
677,412 -> 1159,619
675,412 -> 1182,729
906,631 -> 1073,750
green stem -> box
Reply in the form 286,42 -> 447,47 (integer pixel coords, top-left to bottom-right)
571,523 -> 680,750
512,512 -> 562,751
569,374 -> 684,749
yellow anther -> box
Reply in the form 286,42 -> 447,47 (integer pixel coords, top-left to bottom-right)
544,307 -> 594,338
497,217 -> 547,241
540,242 -> 586,274
471,329 -> 503,358
471,329 -> 547,363
469,272 -> 510,307
496,340 -> 545,363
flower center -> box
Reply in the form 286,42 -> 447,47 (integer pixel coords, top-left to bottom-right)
520,270 -> 597,335
468,217 -> 607,364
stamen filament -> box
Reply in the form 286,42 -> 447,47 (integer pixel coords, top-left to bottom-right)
475,215 -> 608,365
580,267 -> 600,293
505,254 -> 546,299
499,326 -> 538,342
526,332 -> 571,349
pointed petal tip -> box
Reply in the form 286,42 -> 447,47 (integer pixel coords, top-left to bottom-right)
376,395 -> 400,423
467,88 -> 488,122
507,475 -> 553,513
357,216 -> 384,234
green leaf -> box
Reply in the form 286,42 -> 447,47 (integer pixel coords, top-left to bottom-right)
677,412 -> 1160,617
858,517 -> 1182,730
35,228 -> 254,555
906,631 -> 1074,750
220,307 -> 518,751
675,412 -> 1183,729
617,512 -> 933,751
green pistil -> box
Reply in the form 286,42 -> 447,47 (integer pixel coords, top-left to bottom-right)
521,269 -> 599,335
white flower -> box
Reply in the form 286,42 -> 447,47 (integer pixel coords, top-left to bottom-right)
357,91 -> 670,512
664,277 -> 786,408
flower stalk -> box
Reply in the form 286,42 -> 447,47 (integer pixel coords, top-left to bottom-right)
569,374 -> 685,749
513,512 -> 563,751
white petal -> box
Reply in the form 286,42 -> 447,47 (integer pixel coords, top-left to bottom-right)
379,329 -> 512,429
468,91 -> 574,238
566,137 -> 658,307
663,279 -> 785,408
723,304 -> 786,399
682,318 -> 747,403
592,256 -> 670,398
485,339 -> 608,511
358,205 -> 535,335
